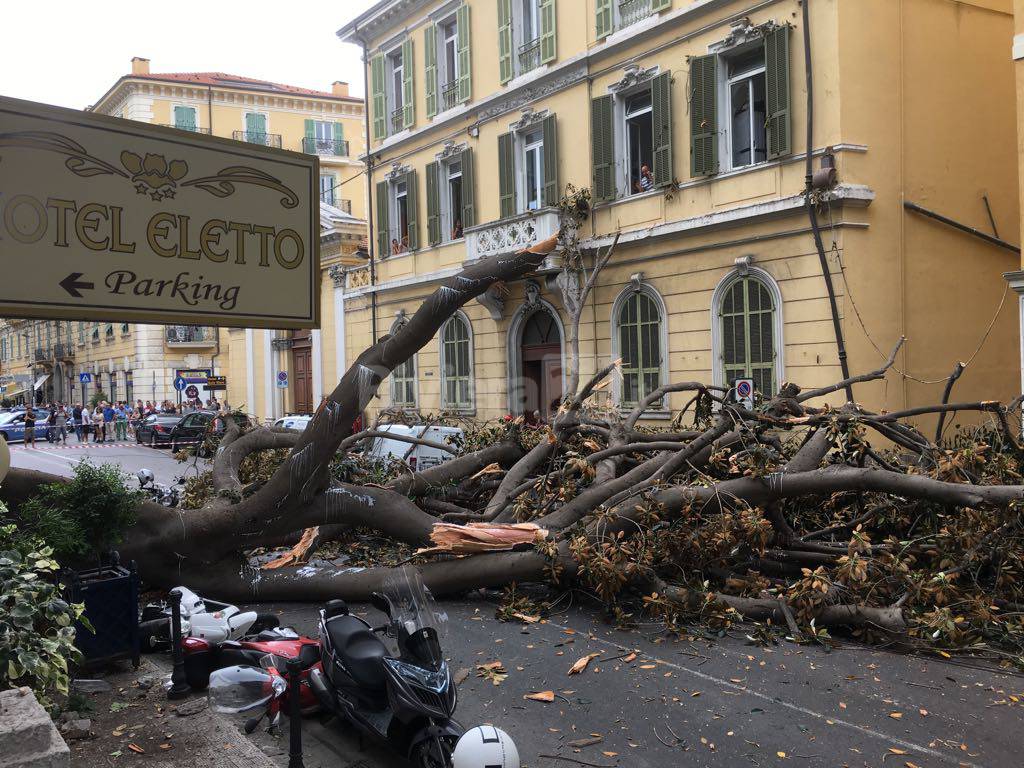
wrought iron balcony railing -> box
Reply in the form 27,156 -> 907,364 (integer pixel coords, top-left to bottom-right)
618,0 -> 653,28
302,136 -> 349,156
518,38 -> 541,74
52,343 -> 74,362
232,130 -> 282,148
165,325 -> 216,345
33,347 -> 50,363
441,80 -> 461,111
391,108 -> 406,133
161,124 -> 211,134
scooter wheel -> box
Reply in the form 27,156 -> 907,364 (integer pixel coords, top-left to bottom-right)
411,735 -> 457,768
138,619 -> 169,653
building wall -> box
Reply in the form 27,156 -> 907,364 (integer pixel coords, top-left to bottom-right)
337,0 -> 1020,427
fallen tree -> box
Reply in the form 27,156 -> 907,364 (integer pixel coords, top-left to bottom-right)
4,229 -> 1024,662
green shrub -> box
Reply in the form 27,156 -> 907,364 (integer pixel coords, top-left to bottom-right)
18,462 -> 143,564
88,391 -> 108,408
0,513 -> 85,712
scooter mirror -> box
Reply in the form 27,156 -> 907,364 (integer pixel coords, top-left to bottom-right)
370,592 -> 392,617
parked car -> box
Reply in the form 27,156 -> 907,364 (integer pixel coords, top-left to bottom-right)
136,413 -> 185,447
273,414 -> 313,431
167,410 -> 250,453
0,408 -> 54,444
365,424 -> 463,471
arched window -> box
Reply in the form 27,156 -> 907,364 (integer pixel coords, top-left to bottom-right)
390,318 -> 417,408
440,312 -> 473,411
719,274 -> 778,397
615,288 -> 664,408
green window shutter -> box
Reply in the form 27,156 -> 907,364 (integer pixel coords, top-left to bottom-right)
175,106 -> 195,130
375,180 -> 389,258
591,95 -> 615,203
498,131 -> 515,218
426,161 -> 441,246
332,122 -> 344,141
595,0 -> 612,39
461,148 -> 476,227
425,23 -> 438,118
498,0 -> 513,84
764,24 -> 792,160
245,112 -> 264,137
720,277 -> 776,397
304,119 -> 315,139
542,114 -> 559,207
401,39 -> 415,129
405,170 -> 419,250
651,0 -> 670,11
457,4 -> 471,103
371,53 -> 386,139
540,0 -> 557,64
689,54 -> 718,177
651,71 -> 673,188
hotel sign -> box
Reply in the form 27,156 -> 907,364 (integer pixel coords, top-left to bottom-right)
0,94 -> 319,329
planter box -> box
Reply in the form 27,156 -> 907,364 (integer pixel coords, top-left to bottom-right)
64,562 -> 140,668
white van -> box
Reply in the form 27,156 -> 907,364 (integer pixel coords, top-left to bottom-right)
365,424 -> 463,471
273,415 -> 313,431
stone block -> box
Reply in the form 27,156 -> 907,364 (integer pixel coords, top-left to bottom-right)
0,689 -> 70,768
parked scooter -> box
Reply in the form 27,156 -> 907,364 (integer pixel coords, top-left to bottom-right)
310,567 -> 463,767
136,468 -> 180,507
139,586 -> 279,652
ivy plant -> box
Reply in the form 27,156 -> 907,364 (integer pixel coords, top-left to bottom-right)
0,515 -> 86,712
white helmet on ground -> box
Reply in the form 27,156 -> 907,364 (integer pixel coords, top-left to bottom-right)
452,726 -> 520,768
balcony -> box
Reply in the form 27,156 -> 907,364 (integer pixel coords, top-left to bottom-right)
518,38 -> 541,74
232,130 -> 282,148
391,108 -> 405,134
32,347 -> 50,364
441,80 -> 460,112
165,325 -> 217,347
465,208 -> 561,269
160,124 -> 211,134
53,343 -> 74,362
302,136 -> 349,157
618,0 -> 653,28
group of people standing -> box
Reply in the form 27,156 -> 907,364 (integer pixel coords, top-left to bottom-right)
22,397 -> 223,446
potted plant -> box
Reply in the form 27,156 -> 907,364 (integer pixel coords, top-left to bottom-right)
17,462 -> 144,667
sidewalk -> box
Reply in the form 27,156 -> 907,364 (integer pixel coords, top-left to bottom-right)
9,441 -> 139,450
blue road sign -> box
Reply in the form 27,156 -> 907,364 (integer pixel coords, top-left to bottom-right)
173,376 -> 188,392
79,373 -> 92,384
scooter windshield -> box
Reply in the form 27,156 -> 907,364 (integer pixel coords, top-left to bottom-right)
381,566 -> 449,641
208,664 -> 285,713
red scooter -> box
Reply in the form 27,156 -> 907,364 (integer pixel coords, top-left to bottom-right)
182,626 -> 322,723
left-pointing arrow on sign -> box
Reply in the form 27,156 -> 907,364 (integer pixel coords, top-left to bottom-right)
59,273 -> 95,298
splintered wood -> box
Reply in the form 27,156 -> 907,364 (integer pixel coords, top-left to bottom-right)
416,522 -> 548,556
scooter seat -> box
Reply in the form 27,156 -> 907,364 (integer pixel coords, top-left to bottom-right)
325,616 -> 388,689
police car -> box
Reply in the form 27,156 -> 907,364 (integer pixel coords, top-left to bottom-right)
0,408 -> 54,444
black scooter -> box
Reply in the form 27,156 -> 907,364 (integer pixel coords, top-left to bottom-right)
307,588 -> 463,768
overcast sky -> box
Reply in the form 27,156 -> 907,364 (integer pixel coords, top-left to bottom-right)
0,0 -> 379,109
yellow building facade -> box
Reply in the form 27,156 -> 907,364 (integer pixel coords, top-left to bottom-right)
0,60 -> 370,415
338,0 -> 1021,426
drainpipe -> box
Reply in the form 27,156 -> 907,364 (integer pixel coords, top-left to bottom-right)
358,32 -> 379,344
207,85 -> 213,133
802,0 -> 853,401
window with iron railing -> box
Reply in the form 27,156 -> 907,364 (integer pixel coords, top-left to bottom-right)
232,130 -> 282,148
165,325 -> 214,344
302,136 -> 349,156
518,37 -> 541,74
617,0 -> 653,28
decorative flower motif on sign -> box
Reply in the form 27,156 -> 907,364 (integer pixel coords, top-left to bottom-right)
0,130 -> 299,209
120,151 -> 188,201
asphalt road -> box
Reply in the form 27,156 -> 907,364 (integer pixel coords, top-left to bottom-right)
11,448 -> 1022,767
235,597 -> 1020,768
8,436 -> 207,486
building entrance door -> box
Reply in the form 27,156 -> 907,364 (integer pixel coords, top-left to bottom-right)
291,344 -> 313,414
519,309 -> 562,423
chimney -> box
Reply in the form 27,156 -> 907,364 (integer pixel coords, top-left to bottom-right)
131,57 -> 150,76
332,81 -> 350,97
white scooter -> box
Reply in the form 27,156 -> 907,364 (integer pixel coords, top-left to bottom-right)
139,586 -> 279,651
